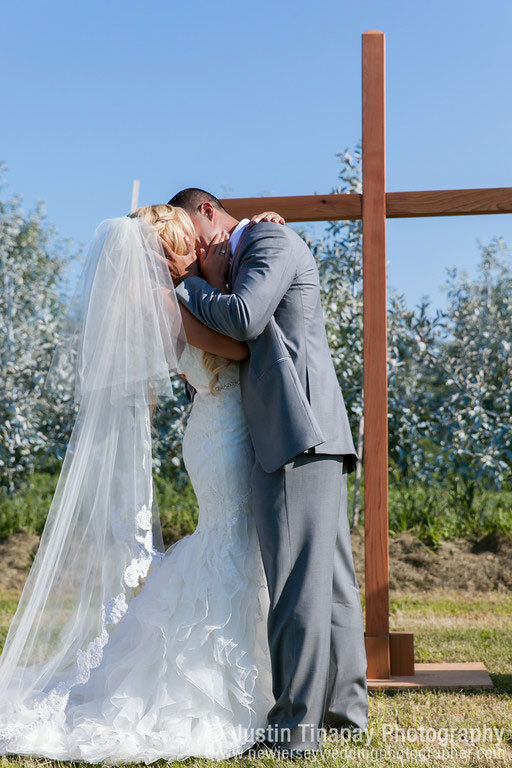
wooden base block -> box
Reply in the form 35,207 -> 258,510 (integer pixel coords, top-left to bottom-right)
364,631 -> 415,677
389,631 -> 414,675
367,662 -> 493,690
364,634 -> 390,679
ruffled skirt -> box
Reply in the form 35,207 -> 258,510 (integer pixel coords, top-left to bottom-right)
5,507 -> 273,764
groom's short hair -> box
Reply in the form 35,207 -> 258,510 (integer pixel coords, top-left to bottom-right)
168,188 -> 228,214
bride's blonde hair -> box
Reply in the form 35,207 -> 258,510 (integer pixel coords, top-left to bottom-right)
129,204 -> 232,403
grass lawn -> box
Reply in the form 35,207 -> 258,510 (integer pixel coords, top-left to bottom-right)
0,588 -> 511,768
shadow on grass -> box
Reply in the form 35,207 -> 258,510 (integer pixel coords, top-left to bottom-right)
368,676 -> 512,697
489,672 -> 512,694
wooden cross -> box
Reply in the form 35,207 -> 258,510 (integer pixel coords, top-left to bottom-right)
220,30 -> 511,682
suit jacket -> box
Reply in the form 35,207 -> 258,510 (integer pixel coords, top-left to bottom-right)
175,221 -> 359,474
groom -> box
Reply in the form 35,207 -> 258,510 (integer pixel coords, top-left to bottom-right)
165,188 -> 368,756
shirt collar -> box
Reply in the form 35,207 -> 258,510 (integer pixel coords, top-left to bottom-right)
228,218 -> 251,264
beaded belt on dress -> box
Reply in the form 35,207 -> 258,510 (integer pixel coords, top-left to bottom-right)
212,380 -> 240,393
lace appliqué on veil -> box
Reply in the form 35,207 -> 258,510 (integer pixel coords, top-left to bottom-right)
0,499 -> 163,750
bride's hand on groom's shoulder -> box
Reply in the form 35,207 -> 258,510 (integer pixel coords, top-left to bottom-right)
159,235 -> 198,286
246,211 -> 286,230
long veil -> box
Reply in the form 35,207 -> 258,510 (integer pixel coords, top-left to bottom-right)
0,216 -> 186,748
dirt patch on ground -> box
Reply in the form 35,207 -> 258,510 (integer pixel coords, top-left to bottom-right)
0,531 -> 40,592
1,527 -> 511,595
350,526 -> 512,593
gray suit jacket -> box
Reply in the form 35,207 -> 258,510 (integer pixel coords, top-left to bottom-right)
175,222 -> 359,474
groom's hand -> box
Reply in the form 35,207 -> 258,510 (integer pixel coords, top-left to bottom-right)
198,230 -> 231,292
159,235 -> 198,286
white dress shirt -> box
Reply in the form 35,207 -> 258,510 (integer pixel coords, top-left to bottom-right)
228,218 -> 251,267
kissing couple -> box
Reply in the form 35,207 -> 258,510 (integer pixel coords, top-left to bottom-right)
0,187 -> 368,762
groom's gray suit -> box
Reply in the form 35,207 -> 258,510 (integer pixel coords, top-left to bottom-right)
176,221 -> 368,751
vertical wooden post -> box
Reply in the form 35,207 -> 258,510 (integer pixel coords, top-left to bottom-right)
362,30 -> 391,679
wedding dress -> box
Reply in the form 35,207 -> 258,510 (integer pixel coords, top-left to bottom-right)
0,217 -> 273,763
2,343 -> 273,763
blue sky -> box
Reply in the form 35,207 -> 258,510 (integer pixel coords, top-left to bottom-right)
1,0 -> 511,314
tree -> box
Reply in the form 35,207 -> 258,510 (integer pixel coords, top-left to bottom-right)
433,236 -> 512,493
0,167 -> 78,495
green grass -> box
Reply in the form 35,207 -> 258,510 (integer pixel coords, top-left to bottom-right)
1,588 -> 511,767
3,470 -> 512,547
0,472 -> 199,547
385,469 -> 512,548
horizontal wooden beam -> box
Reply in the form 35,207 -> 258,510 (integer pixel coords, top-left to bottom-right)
220,193 -> 362,222
220,186 -> 512,222
386,187 -> 512,218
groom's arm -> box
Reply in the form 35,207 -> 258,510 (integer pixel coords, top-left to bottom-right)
175,223 -> 296,341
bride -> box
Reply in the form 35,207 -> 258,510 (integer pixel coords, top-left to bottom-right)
0,205 -> 284,763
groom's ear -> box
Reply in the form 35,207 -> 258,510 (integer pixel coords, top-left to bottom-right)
199,201 -> 215,221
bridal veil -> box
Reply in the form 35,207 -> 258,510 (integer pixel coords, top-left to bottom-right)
0,216 -> 186,747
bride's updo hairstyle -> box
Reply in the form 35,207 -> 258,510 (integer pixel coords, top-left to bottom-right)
129,204 -> 232,396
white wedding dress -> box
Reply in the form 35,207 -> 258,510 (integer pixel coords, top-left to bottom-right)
3,343 -> 273,764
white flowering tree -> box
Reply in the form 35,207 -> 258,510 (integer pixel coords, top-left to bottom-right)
432,237 -> 512,489
387,237 -> 512,493
0,169 -> 78,495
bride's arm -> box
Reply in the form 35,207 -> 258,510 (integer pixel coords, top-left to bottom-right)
159,282 -> 249,360
179,303 -> 249,361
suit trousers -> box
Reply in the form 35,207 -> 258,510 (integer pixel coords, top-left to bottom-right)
250,452 -> 368,751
